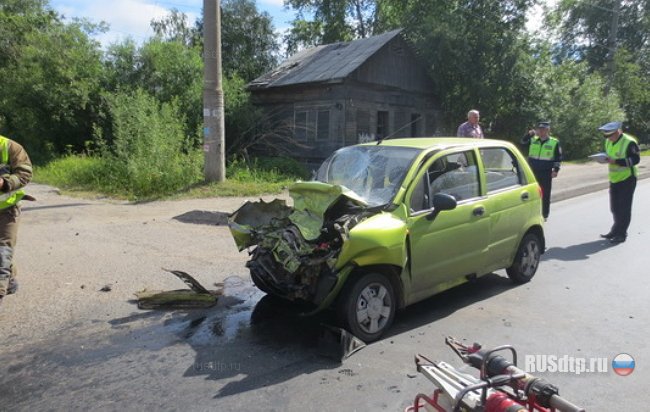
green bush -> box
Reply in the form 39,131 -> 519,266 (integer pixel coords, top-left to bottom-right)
96,89 -> 203,197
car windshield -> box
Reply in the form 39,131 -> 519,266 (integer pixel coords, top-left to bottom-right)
315,145 -> 422,206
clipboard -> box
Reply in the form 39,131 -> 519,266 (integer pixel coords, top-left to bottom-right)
588,152 -> 609,164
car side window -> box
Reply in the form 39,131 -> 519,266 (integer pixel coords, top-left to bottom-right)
481,148 -> 523,193
410,150 -> 479,212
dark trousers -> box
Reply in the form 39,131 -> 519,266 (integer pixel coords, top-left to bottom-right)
533,169 -> 553,219
609,176 -> 636,237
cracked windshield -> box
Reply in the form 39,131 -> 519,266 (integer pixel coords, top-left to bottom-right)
315,145 -> 421,206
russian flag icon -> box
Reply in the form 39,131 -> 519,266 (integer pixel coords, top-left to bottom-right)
612,353 -> 635,376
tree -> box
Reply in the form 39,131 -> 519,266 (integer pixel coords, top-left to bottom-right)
102,37 -> 204,147
371,0 -> 535,135
547,0 -> 650,141
0,1 -> 104,160
284,0 -> 376,53
611,49 -> 650,142
151,8 -> 200,46
548,0 -> 649,70
188,0 -> 278,81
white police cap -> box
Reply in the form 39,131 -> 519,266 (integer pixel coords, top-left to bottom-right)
598,121 -> 622,134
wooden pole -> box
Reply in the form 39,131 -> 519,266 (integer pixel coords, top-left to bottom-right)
203,0 -> 225,182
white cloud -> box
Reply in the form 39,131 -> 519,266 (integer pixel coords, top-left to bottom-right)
259,0 -> 285,6
53,0 -> 200,46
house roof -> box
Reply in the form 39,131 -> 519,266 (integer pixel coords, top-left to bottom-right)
248,29 -> 403,90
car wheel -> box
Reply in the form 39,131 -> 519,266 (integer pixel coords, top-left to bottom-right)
506,233 -> 542,284
338,272 -> 396,342
250,272 -> 273,294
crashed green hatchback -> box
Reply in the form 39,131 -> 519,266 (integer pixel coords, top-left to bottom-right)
229,138 -> 544,341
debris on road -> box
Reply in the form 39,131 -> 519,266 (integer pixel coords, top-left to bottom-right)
135,269 -> 222,310
99,284 -> 112,292
317,324 -> 366,361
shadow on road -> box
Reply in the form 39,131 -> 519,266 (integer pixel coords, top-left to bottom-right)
173,210 -> 230,226
22,202 -> 91,211
0,273 -> 517,405
388,273 -> 513,337
543,239 -> 616,261
160,273 -> 515,399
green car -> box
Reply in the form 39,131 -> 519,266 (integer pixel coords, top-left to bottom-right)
229,138 -> 544,341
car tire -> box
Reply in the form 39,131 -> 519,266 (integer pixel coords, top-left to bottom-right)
250,272 -> 274,295
506,233 -> 542,284
337,272 -> 396,342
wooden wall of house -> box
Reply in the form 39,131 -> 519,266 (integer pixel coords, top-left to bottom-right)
251,81 -> 441,163
352,37 -> 435,93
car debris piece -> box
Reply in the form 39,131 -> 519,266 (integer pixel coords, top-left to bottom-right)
99,284 -> 112,292
317,324 -> 366,362
162,268 -> 211,294
135,269 -> 222,310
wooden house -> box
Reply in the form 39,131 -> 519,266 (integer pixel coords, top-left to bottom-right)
248,29 -> 441,164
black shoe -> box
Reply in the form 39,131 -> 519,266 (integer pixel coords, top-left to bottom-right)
7,278 -> 17,295
610,236 -> 626,244
600,232 -> 614,239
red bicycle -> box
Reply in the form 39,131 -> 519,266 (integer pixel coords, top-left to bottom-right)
406,337 -> 585,412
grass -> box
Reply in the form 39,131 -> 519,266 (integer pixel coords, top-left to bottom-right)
35,155 -> 308,201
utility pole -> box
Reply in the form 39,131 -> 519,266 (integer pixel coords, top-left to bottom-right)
605,0 -> 620,95
203,0 -> 225,182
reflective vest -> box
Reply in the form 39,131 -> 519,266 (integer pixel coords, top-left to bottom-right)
605,133 -> 638,183
528,136 -> 559,161
0,136 -> 25,209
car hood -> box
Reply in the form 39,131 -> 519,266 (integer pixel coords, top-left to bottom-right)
229,181 -> 368,250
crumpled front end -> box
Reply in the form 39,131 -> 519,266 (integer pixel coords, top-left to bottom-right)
228,182 -> 370,304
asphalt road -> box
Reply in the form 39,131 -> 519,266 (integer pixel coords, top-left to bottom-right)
1,181 -> 649,411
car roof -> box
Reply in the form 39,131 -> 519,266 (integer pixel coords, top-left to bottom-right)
360,137 -> 514,151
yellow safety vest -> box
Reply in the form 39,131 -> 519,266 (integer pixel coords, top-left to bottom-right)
605,133 -> 638,184
528,136 -> 559,161
0,136 -> 25,209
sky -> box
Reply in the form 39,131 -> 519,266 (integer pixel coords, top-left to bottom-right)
50,0 -> 297,47
49,0 -> 555,48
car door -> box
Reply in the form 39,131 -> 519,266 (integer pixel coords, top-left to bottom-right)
479,146 -> 534,271
406,149 -> 490,299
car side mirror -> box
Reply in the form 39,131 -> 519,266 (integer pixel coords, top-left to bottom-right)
426,193 -> 457,221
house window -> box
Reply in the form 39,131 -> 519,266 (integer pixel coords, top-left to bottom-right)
316,110 -> 330,140
411,113 -> 421,137
377,110 -> 389,139
294,111 -> 307,141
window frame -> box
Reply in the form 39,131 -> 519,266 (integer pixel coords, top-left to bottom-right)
479,147 -> 526,194
408,149 -> 481,215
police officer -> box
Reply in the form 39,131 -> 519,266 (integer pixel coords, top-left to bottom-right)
598,122 -> 639,244
521,121 -> 562,220
0,135 -> 32,305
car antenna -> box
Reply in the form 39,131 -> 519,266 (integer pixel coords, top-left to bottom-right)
376,117 -> 420,145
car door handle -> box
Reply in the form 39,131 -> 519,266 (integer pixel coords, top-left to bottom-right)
521,192 -> 529,201
473,207 -> 485,216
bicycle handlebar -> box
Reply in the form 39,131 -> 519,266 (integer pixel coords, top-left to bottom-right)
445,337 -> 585,412
549,394 -> 586,412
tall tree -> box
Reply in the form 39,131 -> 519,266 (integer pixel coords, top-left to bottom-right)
548,0 -> 649,70
151,8 -> 200,46
548,0 -> 650,140
189,0 -> 279,81
0,0 -> 104,160
373,0 -> 535,135
284,0 -> 376,53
